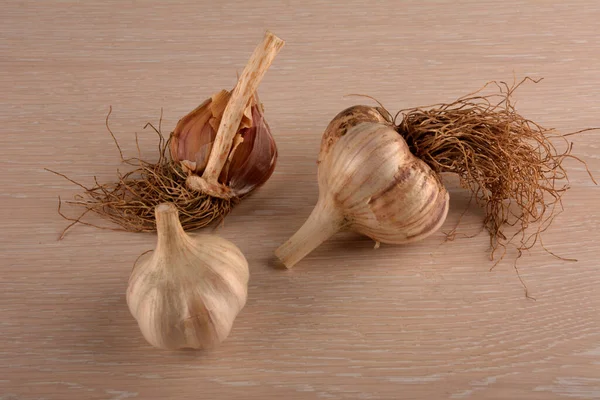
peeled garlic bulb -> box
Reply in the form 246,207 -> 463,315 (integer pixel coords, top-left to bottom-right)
170,31 -> 284,199
275,110 -> 449,268
170,90 -> 277,198
127,203 -> 249,349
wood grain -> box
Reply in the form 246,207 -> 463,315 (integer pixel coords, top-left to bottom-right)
1,1 -> 599,399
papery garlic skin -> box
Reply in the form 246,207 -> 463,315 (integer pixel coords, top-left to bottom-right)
127,203 -> 249,350
275,121 -> 449,268
222,102 -> 278,197
318,105 -> 391,163
170,92 -> 227,174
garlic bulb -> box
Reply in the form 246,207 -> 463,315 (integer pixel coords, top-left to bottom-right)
170,31 -> 284,199
170,90 -> 277,198
127,203 -> 249,349
275,107 -> 449,268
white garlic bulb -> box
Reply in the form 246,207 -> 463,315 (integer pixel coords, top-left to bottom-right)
126,203 -> 249,350
275,108 -> 449,268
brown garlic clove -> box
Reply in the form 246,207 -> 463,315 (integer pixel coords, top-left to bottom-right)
170,90 -> 230,174
220,102 -> 278,197
275,117 -> 449,268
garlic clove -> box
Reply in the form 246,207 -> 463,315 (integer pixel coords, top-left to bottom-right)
170,91 -> 227,173
127,203 -> 249,349
275,119 -> 449,268
222,102 -> 278,197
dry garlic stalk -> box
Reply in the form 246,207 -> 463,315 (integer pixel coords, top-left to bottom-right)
127,203 -> 249,350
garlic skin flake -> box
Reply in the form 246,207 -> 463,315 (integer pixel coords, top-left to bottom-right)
275,119 -> 449,268
127,203 -> 249,350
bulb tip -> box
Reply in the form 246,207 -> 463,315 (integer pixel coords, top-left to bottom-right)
272,252 -> 295,270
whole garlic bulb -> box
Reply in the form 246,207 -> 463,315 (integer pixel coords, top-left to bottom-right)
127,203 -> 249,350
275,111 -> 449,268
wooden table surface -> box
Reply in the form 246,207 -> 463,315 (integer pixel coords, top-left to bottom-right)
2,1 -> 600,399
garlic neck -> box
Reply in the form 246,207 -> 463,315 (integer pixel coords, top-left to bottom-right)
155,203 -> 188,252
275,197 -> 343,268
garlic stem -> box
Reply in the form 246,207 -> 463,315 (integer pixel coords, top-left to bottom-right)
275,198 -> 343,269
191,30 -> 284,198
155,203 -> 187,251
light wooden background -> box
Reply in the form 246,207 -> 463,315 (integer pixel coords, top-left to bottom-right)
2,1 -> 599,399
